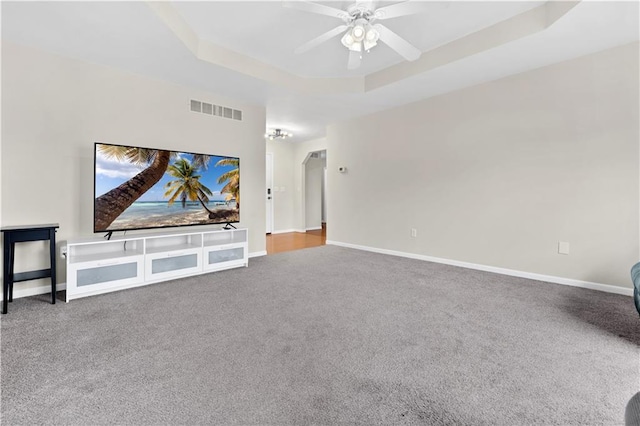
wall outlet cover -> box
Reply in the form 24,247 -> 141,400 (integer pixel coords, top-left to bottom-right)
558,241 -> 570,255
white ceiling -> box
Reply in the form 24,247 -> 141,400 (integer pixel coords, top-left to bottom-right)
172,1 -> 544,78
1,1 -> 638,142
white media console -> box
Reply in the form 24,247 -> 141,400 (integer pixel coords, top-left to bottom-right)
65,227 -> 248,302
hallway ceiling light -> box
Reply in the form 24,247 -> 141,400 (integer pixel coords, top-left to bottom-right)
265,129 -> 293,140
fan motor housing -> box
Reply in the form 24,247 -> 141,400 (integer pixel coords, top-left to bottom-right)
346,4 -> 375,22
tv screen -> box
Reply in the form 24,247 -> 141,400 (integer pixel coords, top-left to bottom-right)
94,142 -> 239,233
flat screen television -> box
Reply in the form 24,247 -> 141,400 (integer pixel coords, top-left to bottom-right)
94,142 -> 239,234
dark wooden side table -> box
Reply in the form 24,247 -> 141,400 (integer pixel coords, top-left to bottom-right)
1,224 -> 59,314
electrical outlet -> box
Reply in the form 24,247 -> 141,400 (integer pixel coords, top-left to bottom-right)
60,245 -> 67,259
411,228 -> 417,238
558,241 -> 570,255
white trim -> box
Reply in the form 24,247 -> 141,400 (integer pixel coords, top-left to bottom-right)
326,240 -> 633,297
0,282 -> 67,302
268,229 -> 308,234
270,229 -> 297,235
266,152 -> 274,234
305,226 -> 322,231
249,250 -> 267,258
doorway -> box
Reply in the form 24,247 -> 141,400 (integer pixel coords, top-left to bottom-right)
303,150 -> 326,232
265,149 -> 327,255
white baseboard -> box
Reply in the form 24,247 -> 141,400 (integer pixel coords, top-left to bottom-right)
271,229 -> 307,234
0,282 -> 67,302
270,229 -> 296,235
305,226 -> 323,231
326,240 -> 633,297
10,244 -> 629,302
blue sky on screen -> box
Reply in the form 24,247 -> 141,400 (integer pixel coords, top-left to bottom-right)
95,148 -> 237,202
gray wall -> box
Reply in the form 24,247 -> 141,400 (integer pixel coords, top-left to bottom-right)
1,41 -> 267,291
326,42 -> 639,289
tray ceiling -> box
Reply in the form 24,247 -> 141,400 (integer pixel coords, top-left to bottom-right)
2,1 -> 638,142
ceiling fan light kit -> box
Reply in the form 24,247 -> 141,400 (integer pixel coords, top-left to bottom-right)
352,23 -> 365,41
341,20 -> 379,55
284,0 -> 429,69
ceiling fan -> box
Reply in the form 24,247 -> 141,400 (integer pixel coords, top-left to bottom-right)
283,0 -> 433,70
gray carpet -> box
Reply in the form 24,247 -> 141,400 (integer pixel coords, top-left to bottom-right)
1,245 -> 639,425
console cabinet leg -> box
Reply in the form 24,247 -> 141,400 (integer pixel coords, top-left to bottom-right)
49,229 -> 56,304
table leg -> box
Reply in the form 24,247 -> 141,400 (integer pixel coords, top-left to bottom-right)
49,229 -> 56,304
3,238 -> 11,314
8,242 -> 15,303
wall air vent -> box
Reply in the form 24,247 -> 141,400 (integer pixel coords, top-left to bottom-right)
190,99 -> 243,122
190,100 -> 202,113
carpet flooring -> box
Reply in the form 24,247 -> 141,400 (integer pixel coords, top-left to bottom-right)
1,245 -> 639,425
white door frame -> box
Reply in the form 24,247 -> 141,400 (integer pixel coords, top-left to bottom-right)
266,152 -> 274,234
302,150 -> 326,231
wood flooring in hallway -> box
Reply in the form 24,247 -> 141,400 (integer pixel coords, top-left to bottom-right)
266,224 -> 326,255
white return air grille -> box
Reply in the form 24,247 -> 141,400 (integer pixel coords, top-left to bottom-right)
190,99 -> 242,121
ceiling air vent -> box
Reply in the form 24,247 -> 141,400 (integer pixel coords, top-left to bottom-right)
190,99 -> 243,122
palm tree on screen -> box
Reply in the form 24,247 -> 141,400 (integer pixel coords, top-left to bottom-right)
216,158 -> 239,209
95,146 -> 172,231
95,144 -> 212,230
163,158 -> 216,214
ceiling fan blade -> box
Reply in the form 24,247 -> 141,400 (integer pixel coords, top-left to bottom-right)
355,0 -> 375,10
374,1 -> 443,20
347,50 -> 362,70
282,1 -> 348,20
295,25 -> 349,54
373,24 -> 421,61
